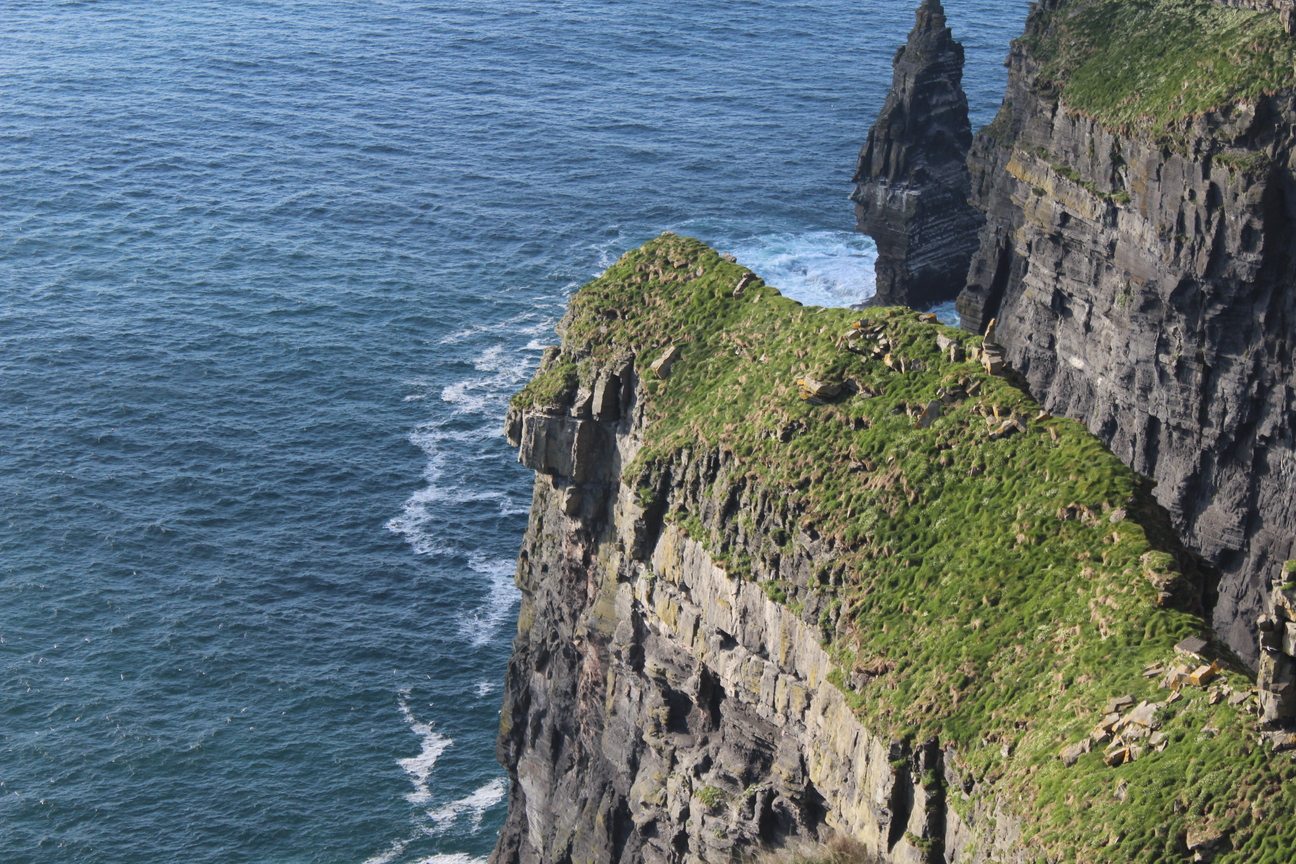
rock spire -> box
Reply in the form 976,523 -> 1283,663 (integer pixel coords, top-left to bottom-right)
851,0 -> 981,310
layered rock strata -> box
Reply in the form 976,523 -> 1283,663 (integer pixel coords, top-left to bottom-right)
850,0 -> 981,310
1257,561 -> 1296,725
955,0 -> 1296,664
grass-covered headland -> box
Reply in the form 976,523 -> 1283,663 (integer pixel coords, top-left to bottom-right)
1023,0 -> 1296,131
513,235 -> 1296,863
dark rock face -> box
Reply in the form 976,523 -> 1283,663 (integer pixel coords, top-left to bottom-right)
851,0 -> 982,310
956,2 -> 1296,664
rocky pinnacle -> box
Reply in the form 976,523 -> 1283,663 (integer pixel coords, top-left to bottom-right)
850,0 -> 981,310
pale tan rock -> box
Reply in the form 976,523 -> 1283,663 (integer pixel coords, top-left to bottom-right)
651,345 -> 683,379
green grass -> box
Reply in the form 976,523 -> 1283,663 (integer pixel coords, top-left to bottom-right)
513,235 -> 1290,862
696,785 -> 726,809
1024,0 -> 1296,131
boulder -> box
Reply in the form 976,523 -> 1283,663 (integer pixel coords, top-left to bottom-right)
1103,745 -> 1129,767
1105,695 -> 1135,714
983,317 -> 998,344
981,344 -> 1005,376
1060,739 -> 1091,766
796,376 -> 842,402
1186,829 -> 1229,863
651,345 -> 683,379
1161,664 -> 1193,690
1123,701 -> 1162,730
915,400 -> 941,429
1174,635 -> 1209,658
988,418 -> 1017,441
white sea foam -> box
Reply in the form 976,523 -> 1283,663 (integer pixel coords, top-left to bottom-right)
396,693 -> 453,806
438,309 -> 557,347
425,777 -> 507,834
724,229 -> 877,309
361,838 -> 412,864
930,300 -> 960,326
385,422 -> 514,556
408,855 -> 488,864
475,680 -> 498,698
458,557 -> 521,648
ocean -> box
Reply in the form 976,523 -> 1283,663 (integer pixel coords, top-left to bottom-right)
0,2 -> 1028,862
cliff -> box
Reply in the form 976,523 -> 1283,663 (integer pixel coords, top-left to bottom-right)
954,0 -> 1296,665
851,0 -> 981,310
492,234 -> 1294,864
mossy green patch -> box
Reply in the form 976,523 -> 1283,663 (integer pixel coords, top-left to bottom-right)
1024,0 -> 1296,131
515,235 -> 1282,862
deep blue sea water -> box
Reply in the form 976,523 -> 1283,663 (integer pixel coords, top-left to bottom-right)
0,2 -> 1028,862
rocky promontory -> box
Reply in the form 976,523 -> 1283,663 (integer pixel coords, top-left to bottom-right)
851,0 -> 981,310
490,235 -> 1291,864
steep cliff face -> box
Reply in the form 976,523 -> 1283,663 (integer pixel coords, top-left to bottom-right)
492,357 -> 1031,864
850,0 -> 981,310
956,0 -> 1296,664
491,235 -> 1288,864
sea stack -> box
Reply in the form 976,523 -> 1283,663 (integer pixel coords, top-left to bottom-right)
850,0 -> 981,310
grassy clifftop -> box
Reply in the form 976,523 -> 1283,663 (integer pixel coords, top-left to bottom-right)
1022,0 -> 1296,130
514,235 -> 1296,862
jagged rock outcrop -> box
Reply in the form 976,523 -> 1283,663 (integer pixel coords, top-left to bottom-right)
1256,561 -> 1296,726
955,0 -> 1296,664
850,0 -> 981,310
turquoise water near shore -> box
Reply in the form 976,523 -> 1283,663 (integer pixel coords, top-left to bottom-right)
0,2 -> 1027,862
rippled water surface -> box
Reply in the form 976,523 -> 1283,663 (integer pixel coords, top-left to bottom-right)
0,2 -> 1028,862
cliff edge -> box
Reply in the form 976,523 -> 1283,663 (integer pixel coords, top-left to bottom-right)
492,235 -> 1292,864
